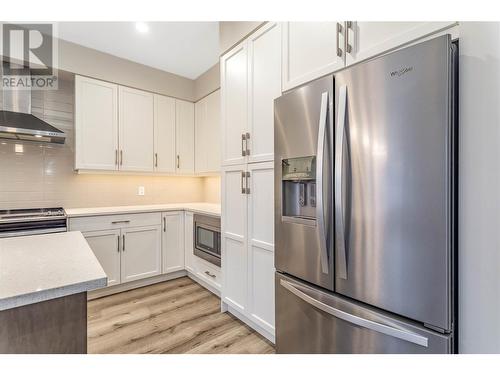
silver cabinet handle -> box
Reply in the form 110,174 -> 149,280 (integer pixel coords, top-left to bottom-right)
122,234 -> 125,252
241,133 -> 247,156
111,220 -> 130,224
316,91 -> 330,275
335,85 -> 348,279
245,132 -> 250,156
346,21 -> 353,54
155,153 -> 158,168
163,217 -> 166,232
115,149 -> 118,166
204,271 -> 216,278
241,171 -> 246,194
336,23 -> 343,57
117,235 -> 120,252
280,279 -> 429,347
245,171 -> 251,194
120,150 -> 123,166
176,155 -> 180,169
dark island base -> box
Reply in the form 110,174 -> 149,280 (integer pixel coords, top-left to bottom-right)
0,292 -> 87,354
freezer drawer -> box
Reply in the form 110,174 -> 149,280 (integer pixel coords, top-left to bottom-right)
275,273 -> 453,354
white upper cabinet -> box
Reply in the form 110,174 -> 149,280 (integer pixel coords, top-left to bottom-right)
75,76 -> 118,170
221,41 -> 248,166
162,211 -> 185,274
119,86 -> 154,172
282,22 -> 345,91
247,22 -> 281,163
345,22 -> 457,65
195,90 -> 221,174
175,99 -> 195,174
154,94 -> 176,173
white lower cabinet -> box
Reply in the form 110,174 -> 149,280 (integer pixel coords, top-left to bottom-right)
184,212 -> 196,273
121,225 -> 162,283
82,229 -> 121,287
222,161 -> 275,339
162,211 -> 185,274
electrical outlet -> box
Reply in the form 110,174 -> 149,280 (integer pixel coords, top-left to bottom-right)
138,186 -> 145,196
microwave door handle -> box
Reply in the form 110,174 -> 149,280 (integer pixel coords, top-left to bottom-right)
335,84 -> 348,279
280,278 -> 429,347
316,91 -> 330,275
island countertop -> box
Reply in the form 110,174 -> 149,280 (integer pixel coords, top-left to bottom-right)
0,231 -> 107,311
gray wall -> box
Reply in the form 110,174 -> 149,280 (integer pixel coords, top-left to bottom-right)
459,22 -> 500,353
194,62 -> 220,101
58,39 -> 196,101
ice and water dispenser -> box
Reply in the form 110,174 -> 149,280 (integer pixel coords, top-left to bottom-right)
281,156 -> 317,224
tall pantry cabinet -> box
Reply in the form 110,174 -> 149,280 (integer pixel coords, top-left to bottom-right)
220,22 -> 281,342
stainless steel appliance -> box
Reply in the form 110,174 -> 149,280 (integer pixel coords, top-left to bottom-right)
274,35 -> 458,354
193,214 -> 221,267
0,208 -> 67,238
0,63 -> 66,144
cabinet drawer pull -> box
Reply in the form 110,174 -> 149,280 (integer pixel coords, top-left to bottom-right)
241,171 -> 246,194
120,150 -> 123,166
117,235 -> 120,252
204,271 -> 216,279
111,220 -> 130,224
176,155 -> 180,169
115,149 -> 118,166
122,234 -> 125,251
245,132 -> 250,156
163,217 -> 166,232
155,153 -> 158,168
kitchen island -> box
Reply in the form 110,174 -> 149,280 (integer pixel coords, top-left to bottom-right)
0,231 -> 107,353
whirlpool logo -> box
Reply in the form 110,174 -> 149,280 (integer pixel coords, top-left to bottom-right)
390,66 -> 414,77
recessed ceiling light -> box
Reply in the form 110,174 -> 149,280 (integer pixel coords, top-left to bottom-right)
135,22 -> 149,34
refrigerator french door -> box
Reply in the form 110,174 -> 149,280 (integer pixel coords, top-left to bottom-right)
274,35 -> 457,354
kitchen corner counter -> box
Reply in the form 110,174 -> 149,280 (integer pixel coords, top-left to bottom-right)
0,231 -> 107,311
64,202 -> 221,218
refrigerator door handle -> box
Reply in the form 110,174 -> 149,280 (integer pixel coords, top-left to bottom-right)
335,84 -> 348,279
316,91 -> 330,274
280,279 -> 429,348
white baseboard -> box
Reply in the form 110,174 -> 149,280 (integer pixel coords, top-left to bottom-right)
227,305 -> 276,344
187,272 -> 220,297
88,270 -> 187,300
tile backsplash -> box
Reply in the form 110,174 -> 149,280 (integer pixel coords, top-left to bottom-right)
0,70 -> 209,209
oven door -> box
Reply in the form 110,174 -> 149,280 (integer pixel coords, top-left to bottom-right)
194,222 -> 221,266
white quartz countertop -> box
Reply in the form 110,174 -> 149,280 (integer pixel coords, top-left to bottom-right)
65,202 -> 221,218
0,231 -> 107,311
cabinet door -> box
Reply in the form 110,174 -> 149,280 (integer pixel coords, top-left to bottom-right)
121,225 -> 162,283
82,229 -> 121,287
154,94 -> 176,173
221,41 -> 248,166
282,22 -> 345,91
247,162 -> 275,334
184,211 -> 195,273
221,165 -> 248,312
247,22 -> 281,164
75,76 -> 118,170
119,86 -> 154,172
162,212 -> 185,274
195,90 -> 221,173
175,99 -> 195,174
345,22 -> 457,65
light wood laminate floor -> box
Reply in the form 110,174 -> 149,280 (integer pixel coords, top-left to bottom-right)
87,277 -> 275,354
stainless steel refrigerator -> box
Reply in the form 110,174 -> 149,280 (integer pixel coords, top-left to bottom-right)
274,35 -> 458,354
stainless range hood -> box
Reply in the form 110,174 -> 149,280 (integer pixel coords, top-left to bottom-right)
0,66 -> 66,144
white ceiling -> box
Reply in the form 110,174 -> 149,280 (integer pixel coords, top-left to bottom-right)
57,22 -> 219,79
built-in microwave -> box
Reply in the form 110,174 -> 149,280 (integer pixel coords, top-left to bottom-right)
193,214 -> 221,267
